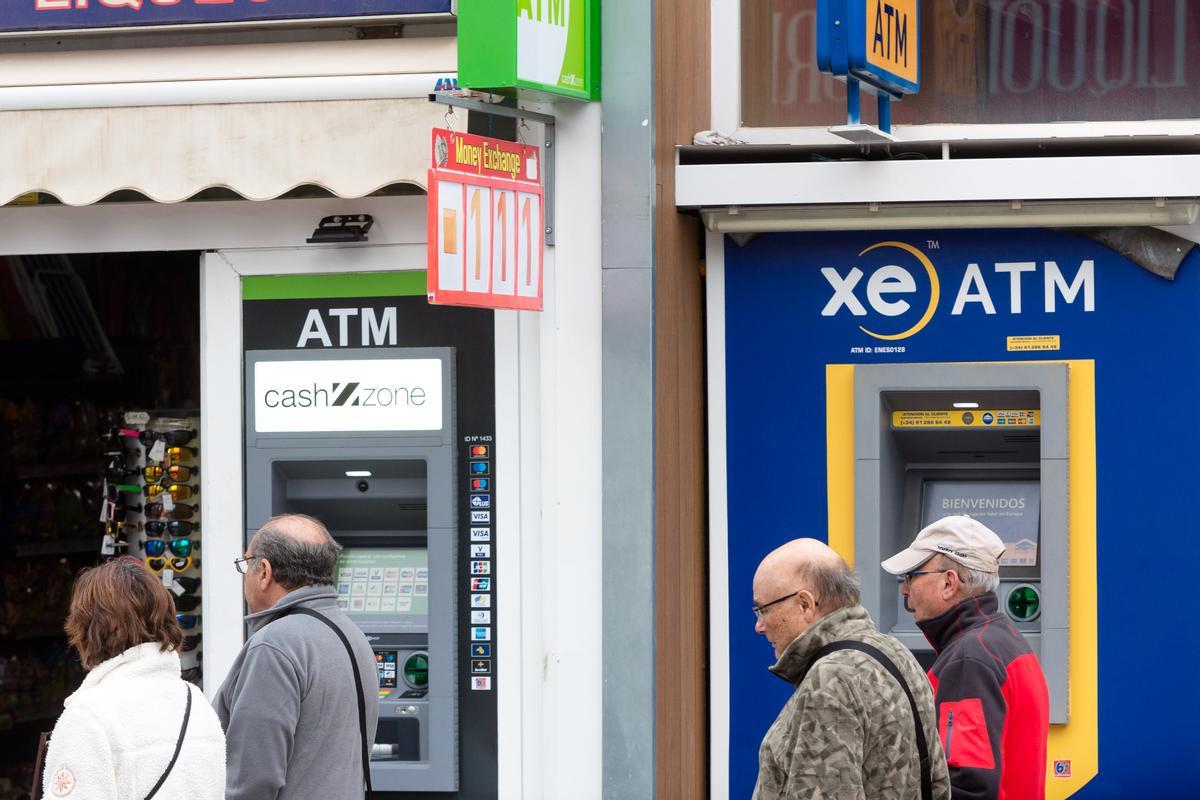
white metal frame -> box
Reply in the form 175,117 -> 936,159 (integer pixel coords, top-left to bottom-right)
708,0 -> 1200,145
704,230 -> 732,800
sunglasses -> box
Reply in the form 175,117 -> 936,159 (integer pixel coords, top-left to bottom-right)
174,595 -> 201,613
181,634 -> 202,652
143,538 -> 197,559
143,483 -> 197,501
166,446 -> 197,462
139,430 -> 196,447
145,555 -> 193,574
145,502 -> 197,520
176,614 -> 200,630
174,575 -> 201,594
144,520 -> 196,537
143,465 -> 196,483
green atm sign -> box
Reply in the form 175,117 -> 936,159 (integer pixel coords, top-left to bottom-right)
457,0 -> 600,101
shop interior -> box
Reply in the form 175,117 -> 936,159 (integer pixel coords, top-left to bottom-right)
0,250 -> 200,799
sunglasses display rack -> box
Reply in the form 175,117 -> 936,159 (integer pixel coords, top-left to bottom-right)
102,413 -> 203,687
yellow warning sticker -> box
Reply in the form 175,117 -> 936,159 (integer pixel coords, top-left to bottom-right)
892,410 -> 1041,428
1007,335 -> 1060,352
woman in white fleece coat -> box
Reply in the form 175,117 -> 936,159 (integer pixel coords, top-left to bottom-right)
41,557 -> 226,800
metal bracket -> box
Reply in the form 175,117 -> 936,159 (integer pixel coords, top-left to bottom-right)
429,93 -> 556,246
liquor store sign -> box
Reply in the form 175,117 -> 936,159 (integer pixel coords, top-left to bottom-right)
427,127 -> 544,312
12,0 -> 449,34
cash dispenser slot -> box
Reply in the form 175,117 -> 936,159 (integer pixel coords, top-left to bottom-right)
853,363 -> 1070,724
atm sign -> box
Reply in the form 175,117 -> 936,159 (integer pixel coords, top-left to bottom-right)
865,0 -> 917,85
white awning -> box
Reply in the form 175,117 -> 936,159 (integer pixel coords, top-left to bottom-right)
0,38 -> 457,205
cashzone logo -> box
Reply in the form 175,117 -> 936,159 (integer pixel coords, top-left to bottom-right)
254,359 -> 442,433
820,241 -> 1096,341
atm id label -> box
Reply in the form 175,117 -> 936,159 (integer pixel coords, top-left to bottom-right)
470,511 -> 491,524
471,626 -> 491,641
470,494 -> 492,509
470,577 -> 491,591
471,610 -> 491,624
470,527 -> 491,542
471,593 -> 492,608
472,677 -> 492,691
471,560 -> 491,575
471,544 -> 491,559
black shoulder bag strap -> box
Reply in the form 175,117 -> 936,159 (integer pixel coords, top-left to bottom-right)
283,607 -> 374,797
802,640 -> 934,800
144,683 -> 193,800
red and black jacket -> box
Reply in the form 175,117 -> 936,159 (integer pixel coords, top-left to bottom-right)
917,592 -> 1050,800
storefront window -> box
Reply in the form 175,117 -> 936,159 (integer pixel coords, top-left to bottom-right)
741,0 -> 1200,127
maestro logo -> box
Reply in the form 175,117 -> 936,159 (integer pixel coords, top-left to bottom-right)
821,240 -> 1096,341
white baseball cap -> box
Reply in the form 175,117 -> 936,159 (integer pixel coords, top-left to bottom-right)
881,515 -> 1006,575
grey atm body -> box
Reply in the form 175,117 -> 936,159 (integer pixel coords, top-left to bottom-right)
245,347 -> 459,792
853,363 -> 1069,724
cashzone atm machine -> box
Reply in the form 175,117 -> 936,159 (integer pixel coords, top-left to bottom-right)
245,347 -> 459,792
853,363 -> 1070,724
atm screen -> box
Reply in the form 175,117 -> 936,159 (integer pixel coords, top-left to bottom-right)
920,480 -> 1040,567
335,547 -> 429,622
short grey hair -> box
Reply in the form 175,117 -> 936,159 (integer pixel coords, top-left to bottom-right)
935,554 -> 1000,596
252,514 -> 342,590
802,556 -> 861,611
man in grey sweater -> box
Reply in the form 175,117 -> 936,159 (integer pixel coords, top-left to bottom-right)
216,514 -> 379,800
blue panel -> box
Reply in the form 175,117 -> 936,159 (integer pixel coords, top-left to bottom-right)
815,0 -> 850,77
722,229 -> 1200,798
1,0 -> 450,34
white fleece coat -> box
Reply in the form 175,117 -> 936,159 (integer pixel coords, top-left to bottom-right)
41,642 -> 226,800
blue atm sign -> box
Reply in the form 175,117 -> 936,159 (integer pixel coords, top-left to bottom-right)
4,0 -> 450,34
817,0 -> 919,96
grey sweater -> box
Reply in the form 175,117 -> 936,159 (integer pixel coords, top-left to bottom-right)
215,585 -> 380,800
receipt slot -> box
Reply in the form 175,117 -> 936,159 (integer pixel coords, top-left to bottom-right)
245,347 -> 459,792
853,363 -> 1070,724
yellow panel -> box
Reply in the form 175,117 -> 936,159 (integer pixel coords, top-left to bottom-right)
864,0 -> 919,84
891,409 -> 1039,428
825,360 -> 1098,797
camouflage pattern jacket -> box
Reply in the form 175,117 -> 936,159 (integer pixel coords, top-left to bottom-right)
753,605 -> 951,800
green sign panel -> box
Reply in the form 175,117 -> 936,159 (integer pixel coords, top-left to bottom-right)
457,0 -> 600,102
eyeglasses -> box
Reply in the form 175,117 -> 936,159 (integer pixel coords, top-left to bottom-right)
145,520 -> 196,537
143,483 -> 197,501
145,502 -> 197,520
753,591 -> 800,622
139,429 -> 196,447
902,569 -> 953,586
143,538 -> 197,559
176,614 -> 200,630
145,555 -> 193,574
143,465 -> 196,483
233,554 -> 259,575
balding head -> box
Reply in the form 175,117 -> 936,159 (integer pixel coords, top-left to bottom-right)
753,538 -> 861,658
250,513 -> 342,591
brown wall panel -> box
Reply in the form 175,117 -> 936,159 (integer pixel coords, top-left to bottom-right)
654,0 -> 710,796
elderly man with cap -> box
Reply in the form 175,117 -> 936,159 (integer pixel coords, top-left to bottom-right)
752,538 -> 950,800
883,515 -> 1049,800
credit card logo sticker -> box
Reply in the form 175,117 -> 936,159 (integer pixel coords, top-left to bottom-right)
472,676 -> 492,691
470,445 -> 489,457
471,626 -> 491,641
470,494 -> 491,509
471,478 -> 490,491
471,610 -> 492,624
471,560 -> 491,575
471,510 -> 491,523
470,527 -> 491,542
470,577 -> 491,591
471,544 -> 491,558
472,660 -> 491,674
471,643 -> 492,657
470,461 -> 490,475
471,593 -> 492,607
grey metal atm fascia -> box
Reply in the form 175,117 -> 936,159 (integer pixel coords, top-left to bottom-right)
243,346 -> 459,791
853,362 -> 1070,724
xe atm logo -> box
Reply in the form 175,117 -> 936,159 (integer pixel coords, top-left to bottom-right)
820,241 -> 1096,340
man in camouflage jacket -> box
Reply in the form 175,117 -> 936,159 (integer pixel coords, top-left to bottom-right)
752,539 -> 950,800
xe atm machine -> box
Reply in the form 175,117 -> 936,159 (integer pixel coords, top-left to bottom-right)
245,347 -> 459,792
852,363 -> 1070,724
